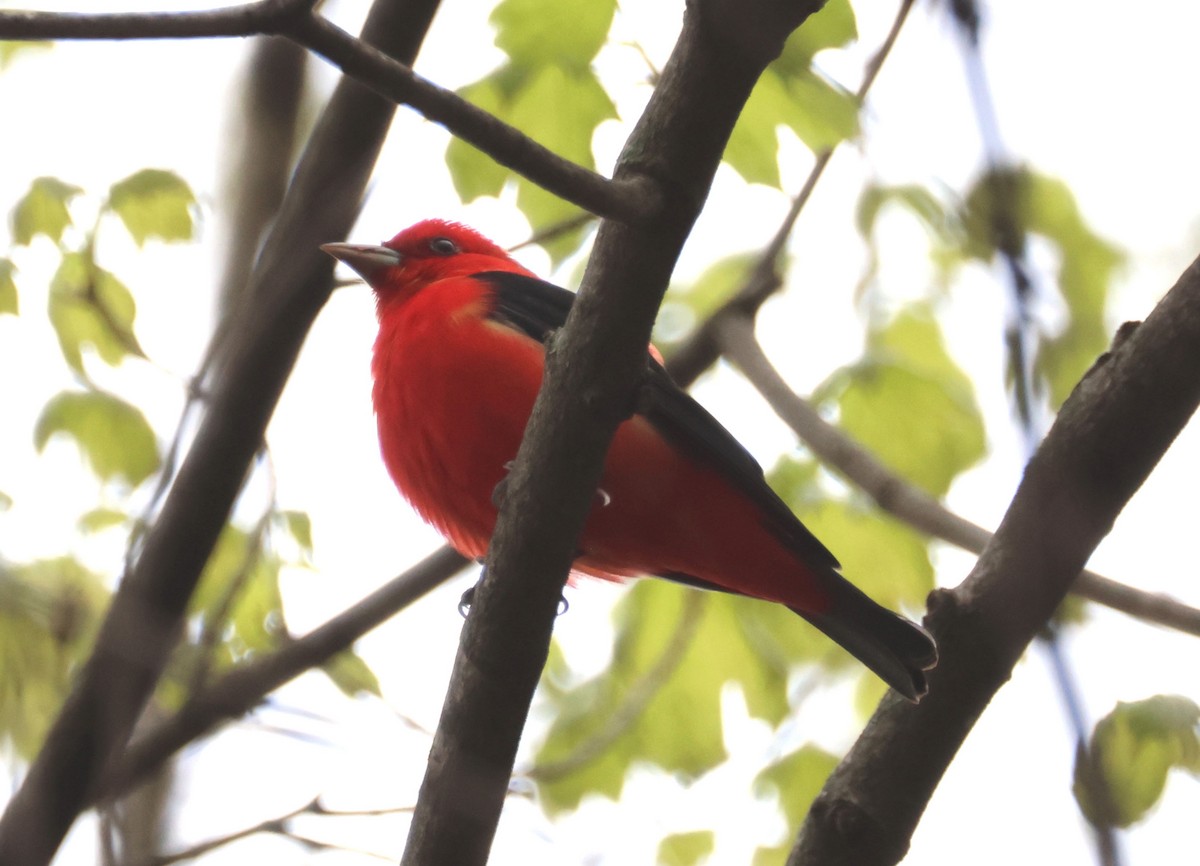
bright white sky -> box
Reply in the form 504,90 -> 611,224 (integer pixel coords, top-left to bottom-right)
2,1 -> 1199,864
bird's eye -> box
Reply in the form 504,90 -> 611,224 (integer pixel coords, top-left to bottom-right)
428,237 -> 459,256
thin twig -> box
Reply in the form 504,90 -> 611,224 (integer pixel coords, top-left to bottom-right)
98,545 -> 468,803
131,796 -> 414,866
667,0 -> 916,386
715,313 -> 1200,638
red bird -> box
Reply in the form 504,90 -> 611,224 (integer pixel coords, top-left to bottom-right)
323,220 -> 937,700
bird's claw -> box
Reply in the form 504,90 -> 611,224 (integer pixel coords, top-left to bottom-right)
458,585 -> 476,617
458,584 -> 569,617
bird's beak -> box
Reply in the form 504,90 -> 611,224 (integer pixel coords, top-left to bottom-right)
320,243 -> 403,285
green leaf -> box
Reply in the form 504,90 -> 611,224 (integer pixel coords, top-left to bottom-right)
277,509 -> 314,561
659,253 -> 759,345
826,306 -> 985,498
777,0 -> 857,72
445,65 -> 613,263
0,557 -> 108,758
0,491 -> 11,511
322,650 -> 383,698
491,0 -> 615,72
0,41 -> 52,70
752,744 -> 839,866
725,9 -> 859,188
507,66 -> 616,258
47,252 -> 143,372
192,525 -> 285,661
445,79 -> 510,203
34,390 -> 160,486
534,582 -> 836,815
658,830 -> 714,866
77,507 -> 128,534
795,501 -> 933,613
11,176 -> 82,246
0,258 -> 16,315
961,168 -> 1122,407
1075,695 -> 1200,828
106,169 -> 196,246
854,183 -> 962,297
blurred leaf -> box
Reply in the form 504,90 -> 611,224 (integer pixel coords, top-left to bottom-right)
725,8 -> 859,188
192,525 -> 285,661
447,0 -> 616,265
658,830 -> 714,866
825,306 -> 985,498
961,167 -> 1122,406
77,506 -> 128,534
106,169 -> 196,246
0,41 -> 52,69
660,253 -> 759,345
0,491 -> 11,511
0,557 -> 107,758
766,455 -> 822,512
47,252 -> 143,371
445,79 -> 510,202
796,500 -> 933,613
854,183 -> 963,294
777,0 -> 856,72
1075,695 -> 1200,828
491,0 -> 615,72
508,66 -> 616,260
0,258 -> 16,314
322,649 -> 383,698
535,582 -> 837,814
752,744 -> 839,866
11,176 -> 81,246
277,509 -> 314,562
34,390 -> 160,486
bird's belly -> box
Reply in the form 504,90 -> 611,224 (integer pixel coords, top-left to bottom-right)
373,320 -> 542,558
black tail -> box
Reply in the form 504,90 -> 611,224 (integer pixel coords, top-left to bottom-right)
792,576 -> 937,702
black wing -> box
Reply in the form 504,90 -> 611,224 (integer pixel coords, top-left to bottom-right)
475,270 -> 839,570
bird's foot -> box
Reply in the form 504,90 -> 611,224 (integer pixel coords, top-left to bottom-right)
458,583 -> 570,617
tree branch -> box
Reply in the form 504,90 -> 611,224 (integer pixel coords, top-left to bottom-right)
0,2 -> 442,863
788,253 -> 1200,865
399,2 -> 824,863
0,0 -> 315,39
97,546 -> 467,804
716,313 -> 1200,637
0,0 -> 652,223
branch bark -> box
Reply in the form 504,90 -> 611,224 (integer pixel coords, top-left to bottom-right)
788,254 -> 1200,865
0,2 -> 441,863
399,2 -> 823,863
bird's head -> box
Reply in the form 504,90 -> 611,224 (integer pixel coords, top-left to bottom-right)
322,219 -> 522,295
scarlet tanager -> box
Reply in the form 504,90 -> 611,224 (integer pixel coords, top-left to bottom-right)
322,220 -> 937,701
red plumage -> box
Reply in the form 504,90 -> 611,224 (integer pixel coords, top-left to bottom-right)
323,219 -> 937,700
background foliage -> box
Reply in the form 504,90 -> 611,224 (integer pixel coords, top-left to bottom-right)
1,0 -> 1198,863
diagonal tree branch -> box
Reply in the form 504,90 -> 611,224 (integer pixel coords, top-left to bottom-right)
0,1 -> 442,863
0,0 -> 652,223
788,253 -> 1200,865
96,546 -> 467,805
716,313 -> 1200,637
